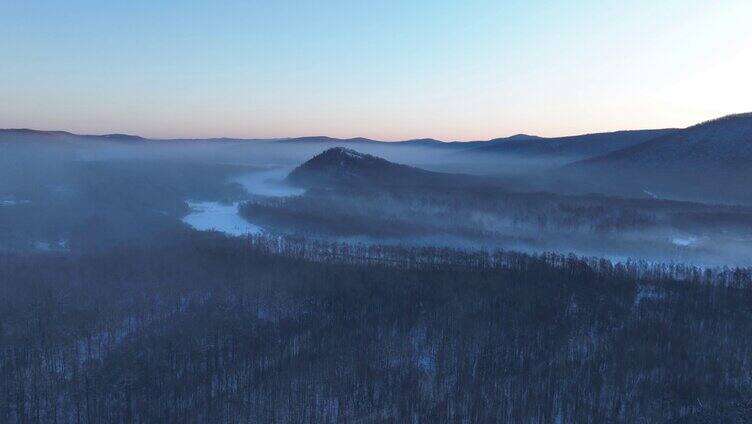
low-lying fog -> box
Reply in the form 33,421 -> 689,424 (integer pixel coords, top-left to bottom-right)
3,131 -> 752,269
175,166 -> 752,268
230,168 -> 305,197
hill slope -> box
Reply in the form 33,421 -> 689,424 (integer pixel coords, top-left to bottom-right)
581,113 -> 752,168
286,147 -> 476,189
565,113 -> 752,204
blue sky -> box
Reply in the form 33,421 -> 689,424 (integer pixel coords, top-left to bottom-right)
1,1 -> 750,140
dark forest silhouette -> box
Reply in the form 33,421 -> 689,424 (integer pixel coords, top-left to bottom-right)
2,234 -> 751,422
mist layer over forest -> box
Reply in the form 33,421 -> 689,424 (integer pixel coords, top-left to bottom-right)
2,115 -> 752,422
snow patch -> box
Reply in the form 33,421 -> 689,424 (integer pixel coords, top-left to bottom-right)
0,199 -> 30,207
182,201 -> 262,236
672,236 -> 698,247
341,148 -> 366,160
641,189 -> 659,199
634,285 -> 666,307
32,239 -> 69,252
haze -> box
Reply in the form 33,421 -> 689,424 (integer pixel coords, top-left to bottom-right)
4,2 -> 752,422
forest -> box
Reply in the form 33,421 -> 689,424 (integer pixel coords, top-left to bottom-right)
2,233 -> 752,423
3,119 -> 752,423
240,184 -> 752,267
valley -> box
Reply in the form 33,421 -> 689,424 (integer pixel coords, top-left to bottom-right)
2,113 -> 752,422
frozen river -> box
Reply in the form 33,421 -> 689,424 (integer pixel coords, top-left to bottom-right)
182,201 -> 263,236
182,168 -> 302,236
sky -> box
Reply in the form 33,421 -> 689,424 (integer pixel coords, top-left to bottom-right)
1,0 -> 751,141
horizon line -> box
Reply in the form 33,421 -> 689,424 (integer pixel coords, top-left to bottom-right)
4,111 -> 750,143
0,125 -> 683,144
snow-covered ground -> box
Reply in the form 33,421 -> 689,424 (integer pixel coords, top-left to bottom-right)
641,189 -> 659,199
0,199 -> 30,207
183,168 -> 303,237
672,236 -> 699,247
33,239 -> 69,252
182,201 -> 262,236
634,285 -> 667,307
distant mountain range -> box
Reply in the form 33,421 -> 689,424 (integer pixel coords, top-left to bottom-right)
464,129 -> 677,159
3,113 -> 749,162
273,131 -> 679,160
0,127 -> 673,153
0,129 -> 146,142
3,112 -> 751,203
0,125 -> 682,168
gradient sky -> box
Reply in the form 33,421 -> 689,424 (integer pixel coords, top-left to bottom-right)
1,1 -> 751,140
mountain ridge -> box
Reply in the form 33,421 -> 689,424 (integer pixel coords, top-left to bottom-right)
465,129 -> 678,159
0,127 -> 675,147
577,112 -> 752,168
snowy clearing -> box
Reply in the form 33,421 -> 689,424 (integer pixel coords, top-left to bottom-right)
182,201 -> 262,236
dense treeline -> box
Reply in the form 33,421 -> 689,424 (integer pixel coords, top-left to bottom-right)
247,235 -> 752,288
244,186 -> 752,237
2,233 -> 752,422
241,186 -> 752,267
